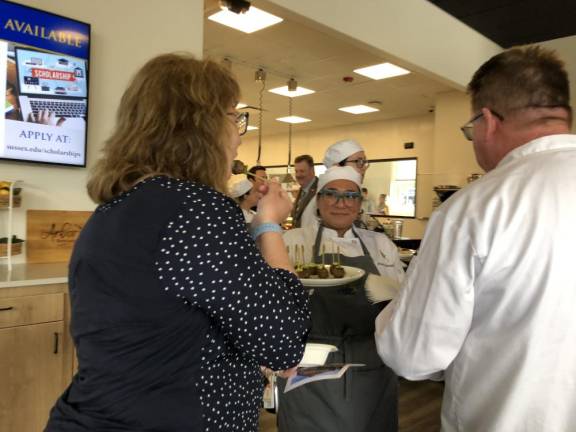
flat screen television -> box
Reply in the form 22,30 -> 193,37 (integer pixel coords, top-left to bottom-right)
0,0 -> 90,167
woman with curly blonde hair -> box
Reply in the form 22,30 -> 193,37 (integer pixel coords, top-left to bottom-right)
46,53 -> 309,432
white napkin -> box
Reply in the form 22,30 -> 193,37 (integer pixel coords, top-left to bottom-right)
365,273 -> 401,303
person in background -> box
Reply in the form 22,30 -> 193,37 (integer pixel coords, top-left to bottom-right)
45,53 -> 310,432
280,166 -> 404,432
229,177 -> 261,224
361,187 -> 375,213
375,46 -> 576,432
377,193 -> 390,215
246,165 -> 267,211
290,154 -> 318,228
358,187 -> 377,230
247,165 -> 268,186
323,139 -> 371,229
323,138 -> 369,178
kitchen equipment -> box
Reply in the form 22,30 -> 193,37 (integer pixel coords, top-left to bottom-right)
393,220 -> 403,238
433,185 -> 460,203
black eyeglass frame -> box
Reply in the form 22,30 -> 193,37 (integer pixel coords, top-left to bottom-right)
338,158 -> 369,169
228,111 -> 250,136
460,109 -> 504,141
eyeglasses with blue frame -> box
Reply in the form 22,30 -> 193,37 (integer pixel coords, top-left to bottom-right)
318,188 -> 362,206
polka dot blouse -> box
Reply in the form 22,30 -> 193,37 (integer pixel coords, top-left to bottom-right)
45,176 -> 310,432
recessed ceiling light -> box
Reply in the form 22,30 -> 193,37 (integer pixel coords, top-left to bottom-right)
236,102 -> 248,109
208,6 -> 283,34
269,86 -> 315,98
247,125 -> 258,131
276,116 -> 311,124
353,62 -> 410,80
338,105 -> 380,114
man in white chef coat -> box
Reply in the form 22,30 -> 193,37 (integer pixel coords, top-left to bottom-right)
375,46 -> 576,432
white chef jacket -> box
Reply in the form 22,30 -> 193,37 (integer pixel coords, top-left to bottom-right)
299,198 -> 319,230
241,208 -> 255,224
375,134 -> 576,432
283,224 -> 404,283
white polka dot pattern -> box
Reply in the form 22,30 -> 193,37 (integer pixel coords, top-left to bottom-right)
151,177 -> 310,431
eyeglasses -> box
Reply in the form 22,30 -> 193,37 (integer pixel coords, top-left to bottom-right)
460,110 -> 504,141
318,189 -> 362,206
228,111 -> 249,136
339,158 -> 369,169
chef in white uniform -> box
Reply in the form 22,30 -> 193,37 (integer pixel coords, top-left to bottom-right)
375,46 -> 576,432
300,139 -> 370,230
229,177 -> 260,224
323,139 -> 369,177
279,166 -> 404,432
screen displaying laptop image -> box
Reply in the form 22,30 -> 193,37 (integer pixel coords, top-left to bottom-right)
15,47 -> 87,121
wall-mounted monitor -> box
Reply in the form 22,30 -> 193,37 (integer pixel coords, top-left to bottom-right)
0,0 -> 90,167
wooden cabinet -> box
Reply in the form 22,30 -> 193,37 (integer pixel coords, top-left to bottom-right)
0,284 -> 73,432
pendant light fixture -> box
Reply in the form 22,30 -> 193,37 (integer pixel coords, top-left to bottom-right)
281,78 -> 297,184
255,68 -> 266,165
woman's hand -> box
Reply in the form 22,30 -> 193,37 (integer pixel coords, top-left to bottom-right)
27,110 -> 66,126
254,180 -> 292,225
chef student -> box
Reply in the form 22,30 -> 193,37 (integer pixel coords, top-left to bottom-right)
278,166 -> 404,432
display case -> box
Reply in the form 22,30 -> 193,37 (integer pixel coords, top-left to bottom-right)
0,180 -> 23,271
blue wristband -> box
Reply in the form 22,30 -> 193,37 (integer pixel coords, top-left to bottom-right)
251,222 -> 283,240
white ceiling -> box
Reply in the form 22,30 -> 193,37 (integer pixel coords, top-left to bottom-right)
203,1 -> 455,137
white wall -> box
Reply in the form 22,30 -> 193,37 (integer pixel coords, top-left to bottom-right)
262,0 -> 501,89
1,0 -> 204,262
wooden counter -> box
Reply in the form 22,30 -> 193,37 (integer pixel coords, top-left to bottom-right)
0,262 -> 68,289
0,262 -> 72,432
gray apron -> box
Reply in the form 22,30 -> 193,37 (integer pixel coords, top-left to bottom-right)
277,226 -> 398,432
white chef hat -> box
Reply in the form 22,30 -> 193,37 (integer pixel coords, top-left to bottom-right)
323,139 -> 364,168
317,166 -> 362,192
229,178 -> 253,198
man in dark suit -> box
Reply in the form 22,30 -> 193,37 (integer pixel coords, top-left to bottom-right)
290,155 -> 318,228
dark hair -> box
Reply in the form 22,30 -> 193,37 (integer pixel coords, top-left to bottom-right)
294,154 -> 314,167
247,165 -> 266,176
361,187 -> 368,193
467,46 -> 571,118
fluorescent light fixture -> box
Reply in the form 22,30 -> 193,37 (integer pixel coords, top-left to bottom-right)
353,62 -> 410,80
236,102 -> 248,109
338,104 -> 380,114
269,86 -> 315,98
247,125 -> 258,131
276,116 -> 311,124
208,6 -> 283,34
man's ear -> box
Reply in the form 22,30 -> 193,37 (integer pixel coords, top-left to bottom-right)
482,107 -> 499,138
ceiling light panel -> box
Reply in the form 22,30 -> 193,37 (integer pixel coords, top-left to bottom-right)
236,102 -> 248,109
247,125 -> 259,131
268,86 -> 315,97
276,116 -> 311,124
338,105 -> 380,114
353,62 -> 410,80
208,6 -> 283,34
